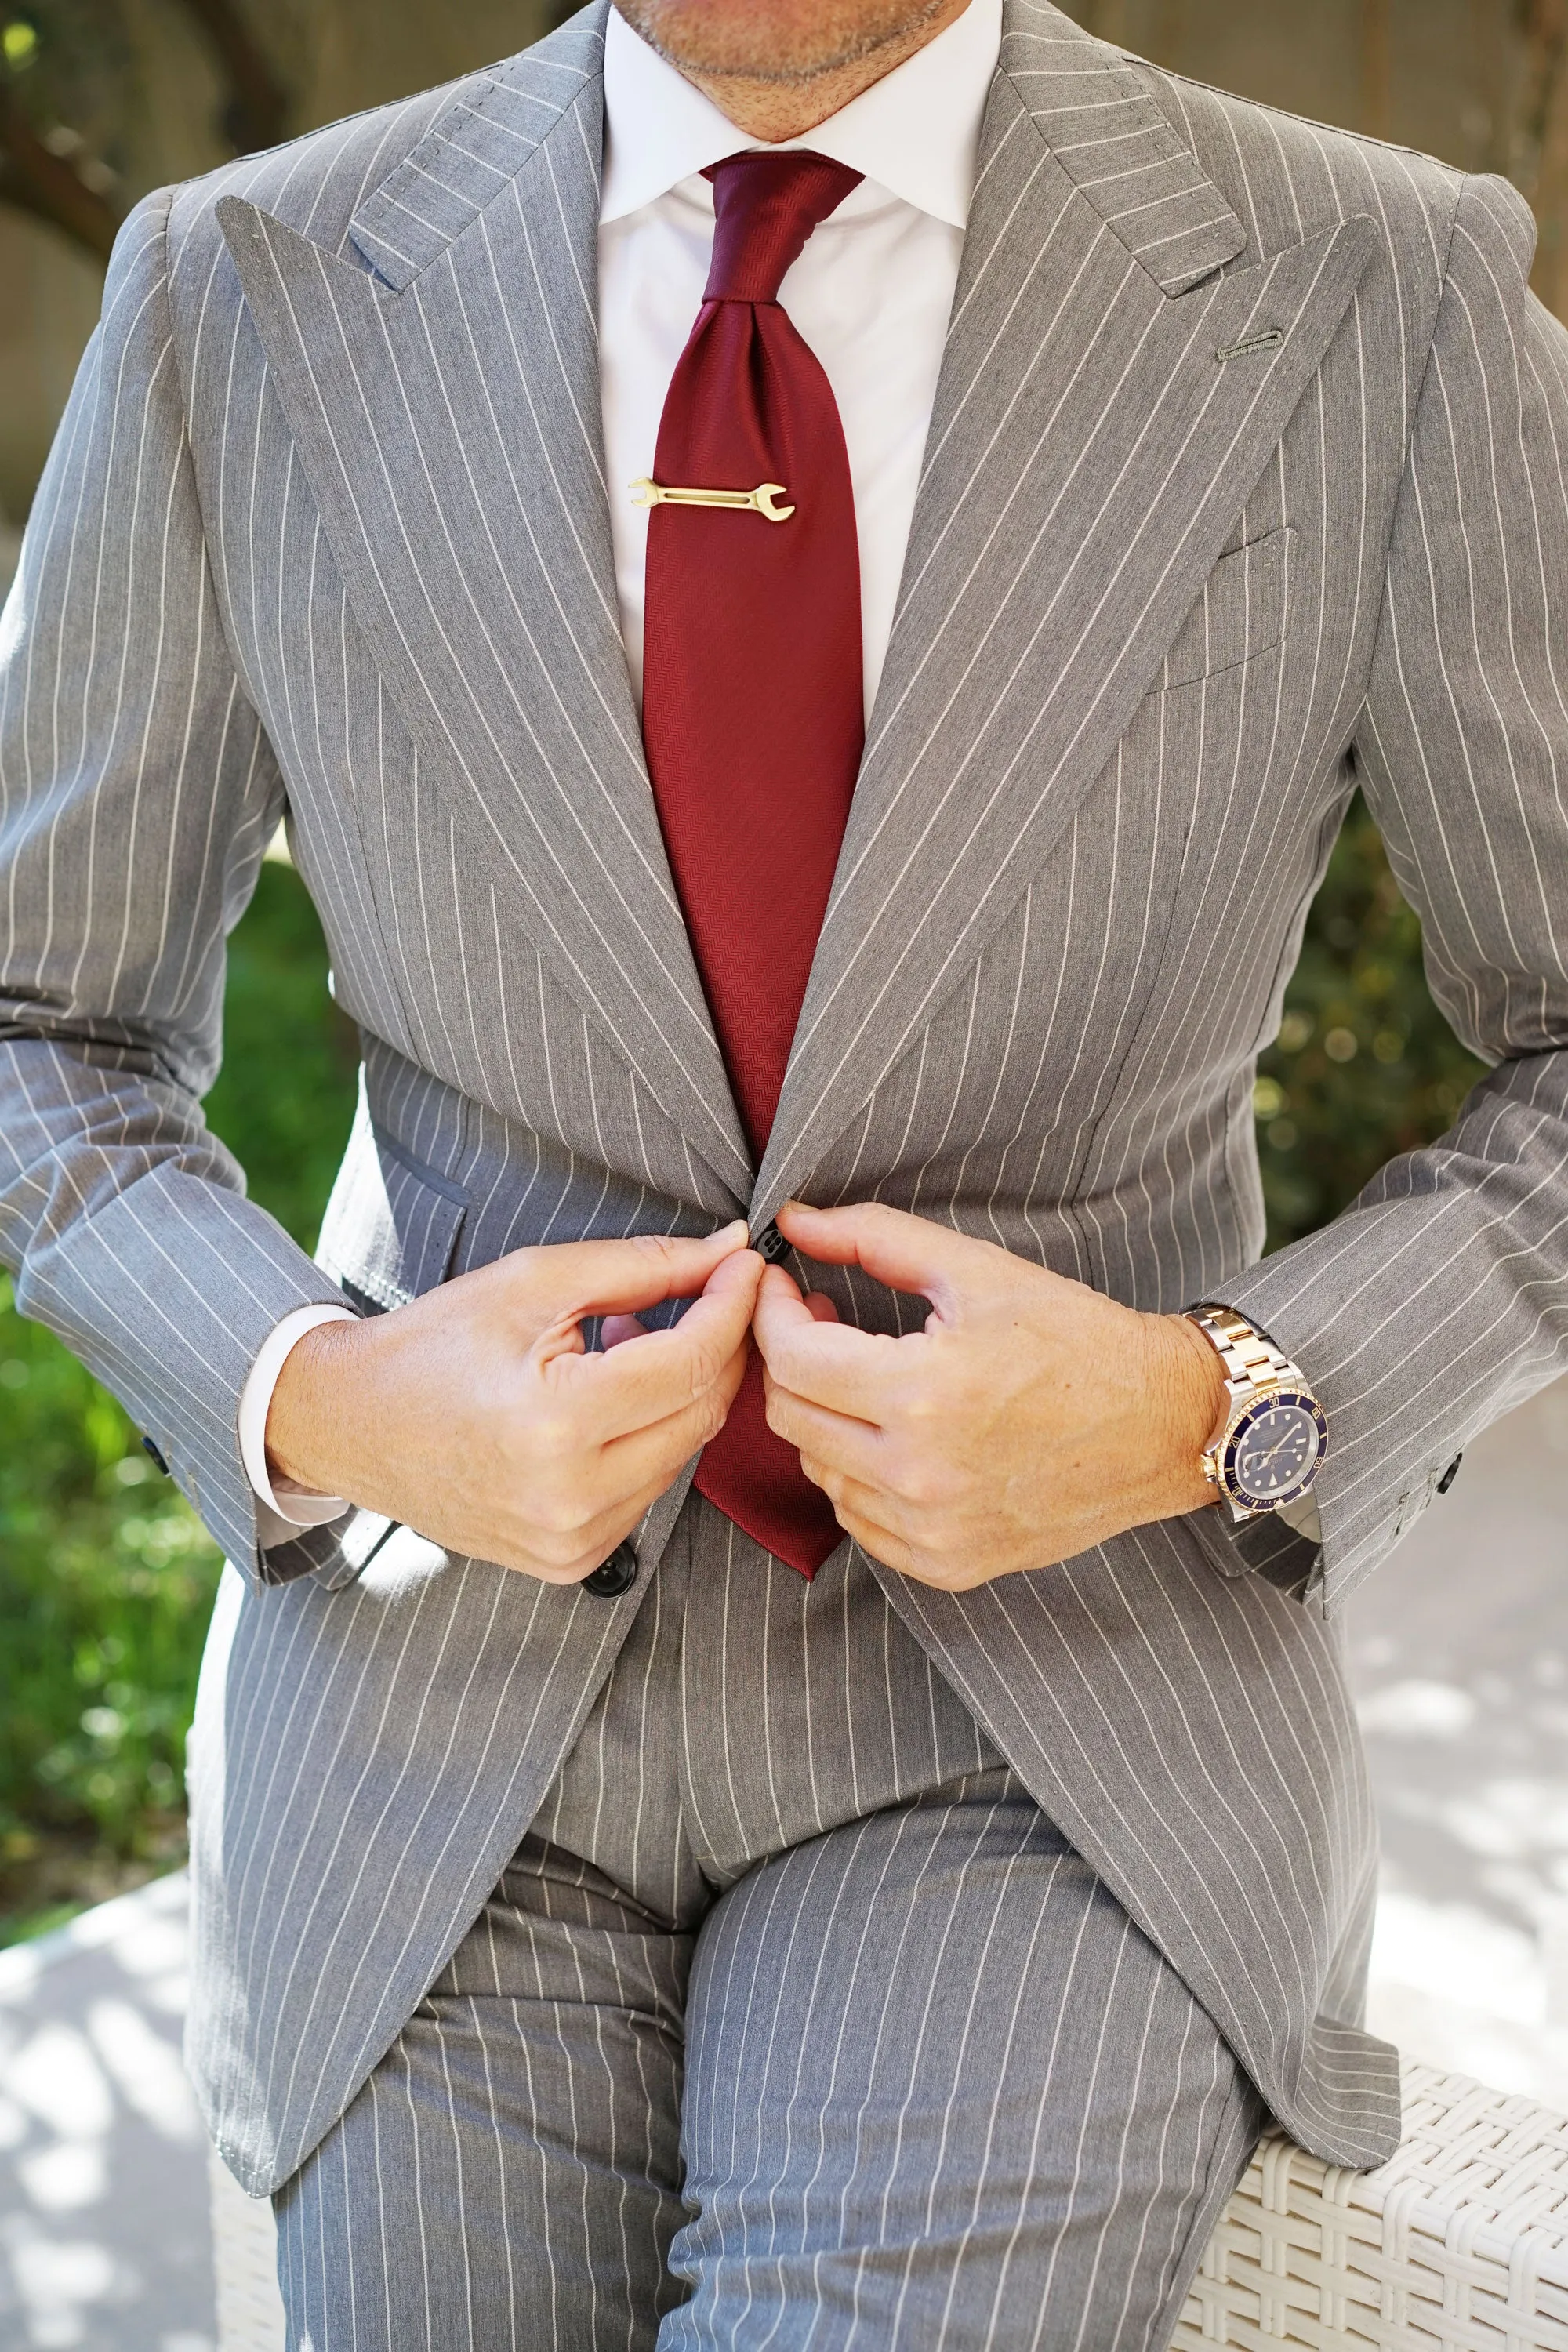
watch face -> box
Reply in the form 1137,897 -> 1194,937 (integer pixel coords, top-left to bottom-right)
1223,1392 -> 1328,1509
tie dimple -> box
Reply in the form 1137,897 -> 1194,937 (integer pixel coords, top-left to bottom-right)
640,150 -> 864,1579
702,151 -> 863,305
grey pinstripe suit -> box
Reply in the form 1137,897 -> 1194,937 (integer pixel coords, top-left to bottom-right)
5,0 -> 1568,2329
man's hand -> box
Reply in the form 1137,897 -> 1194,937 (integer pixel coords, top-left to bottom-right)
752,1202 -> 1227,1592
266,1224 -> 763,1584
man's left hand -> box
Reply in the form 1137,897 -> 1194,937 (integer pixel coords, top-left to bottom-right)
753,1202 -> 1229,1591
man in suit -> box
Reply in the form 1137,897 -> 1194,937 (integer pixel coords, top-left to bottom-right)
3,0 -> 1567,2340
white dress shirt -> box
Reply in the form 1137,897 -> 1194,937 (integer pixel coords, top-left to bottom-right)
600,0 -> 1000,715
239,0 -> 1006,1537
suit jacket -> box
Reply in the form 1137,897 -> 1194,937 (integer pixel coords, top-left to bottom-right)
4,0 -> 1568,2194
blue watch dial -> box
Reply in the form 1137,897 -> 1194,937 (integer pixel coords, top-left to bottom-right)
1222,1391 -> 1327,1509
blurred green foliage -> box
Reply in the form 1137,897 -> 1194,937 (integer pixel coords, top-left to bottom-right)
0,856 -> 357,1943
0,809 -> 1492,1944
1,0 -> 132,161
203,850 -> 361,1247
1257,795 -> 1489,1248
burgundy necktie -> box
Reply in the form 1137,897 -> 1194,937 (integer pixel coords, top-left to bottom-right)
641,151 -> 864,1577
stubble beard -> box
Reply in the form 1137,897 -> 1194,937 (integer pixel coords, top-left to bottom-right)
612,0 -> 960,85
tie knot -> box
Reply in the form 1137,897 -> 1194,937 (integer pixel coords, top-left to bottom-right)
702,151 -> 863,306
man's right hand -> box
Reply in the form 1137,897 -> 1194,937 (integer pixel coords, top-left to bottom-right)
263,1223 -> 763,1584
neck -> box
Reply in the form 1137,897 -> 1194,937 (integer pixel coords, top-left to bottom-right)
663,0 -> 973,142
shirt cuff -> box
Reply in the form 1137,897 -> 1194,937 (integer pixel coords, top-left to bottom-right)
1276,1490 -> 1323,1544
238,1302 -> 358,1543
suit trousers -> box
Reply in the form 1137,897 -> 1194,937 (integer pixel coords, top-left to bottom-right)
272,1497 -> 1266,2350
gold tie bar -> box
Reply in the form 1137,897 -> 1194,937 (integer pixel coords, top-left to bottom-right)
630,477 -> 795,523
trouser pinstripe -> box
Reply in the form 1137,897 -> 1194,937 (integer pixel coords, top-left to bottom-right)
274,1500 -> 1265,2350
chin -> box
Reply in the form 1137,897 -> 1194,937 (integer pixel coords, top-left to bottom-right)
613,0 -> 946,82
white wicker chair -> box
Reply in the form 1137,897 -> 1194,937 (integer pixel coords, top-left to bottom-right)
212,2061 -> 1568,2350
1172,2062 -> 1568,2349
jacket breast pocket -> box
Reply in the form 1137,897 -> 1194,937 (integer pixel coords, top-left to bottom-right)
314,1094 -> 469,1314
1152,526 -> 1295,693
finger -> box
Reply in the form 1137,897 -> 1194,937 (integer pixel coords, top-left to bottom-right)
569,1254 -> 761,1439
801,1475 -> 914,1578
747,1268 -> 837,1323
523,1346 -> 752,1574
599,1314 -> 649,1350
753,1265 -> 904,1420
531,1458 -> 696,1584
774,1200 -> 1004,1321
749,1262 -> 811,1338
519,1220 -> 753,1330
559,1409 -> 732,1568
764,1379 -> 885,1480
598,1362 -> 745,1496
797,1452 -> 905,1537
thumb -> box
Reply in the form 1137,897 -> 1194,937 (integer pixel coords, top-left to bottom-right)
773,1200 -> 996,1320
512,1221 -> 753,1330
575,1241 -> 760,1413
750,1260 -> 824,1353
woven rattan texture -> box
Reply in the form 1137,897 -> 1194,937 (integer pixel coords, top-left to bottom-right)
1171,2061 -> 1568,2349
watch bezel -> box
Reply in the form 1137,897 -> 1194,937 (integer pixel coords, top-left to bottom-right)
1219,1388 -> 1329,1512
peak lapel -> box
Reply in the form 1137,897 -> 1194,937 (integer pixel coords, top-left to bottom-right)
998,0 -> 1245,295
753,5 -> 1376,1221
217,9 -> 752,1198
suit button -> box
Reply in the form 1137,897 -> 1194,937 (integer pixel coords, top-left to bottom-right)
581,1541 -> 639,1599
753,1221 -> 790,1265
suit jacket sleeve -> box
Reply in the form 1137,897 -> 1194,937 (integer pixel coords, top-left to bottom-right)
0,190 -> 354,1580
1210,171 -> 1568,1611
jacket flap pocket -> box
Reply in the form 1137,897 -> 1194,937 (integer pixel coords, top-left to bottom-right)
1156,527 -> 1294,692
314,1098 -> 468,1312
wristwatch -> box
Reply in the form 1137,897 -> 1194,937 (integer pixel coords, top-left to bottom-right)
1182,1304 -> 1328,1523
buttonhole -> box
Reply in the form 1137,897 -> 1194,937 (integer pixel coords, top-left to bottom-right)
1217,328 -> 1286,363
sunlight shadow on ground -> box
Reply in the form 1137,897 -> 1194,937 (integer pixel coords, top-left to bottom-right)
1352,1375 -> 1568,2106
0,1874 -> 212,2349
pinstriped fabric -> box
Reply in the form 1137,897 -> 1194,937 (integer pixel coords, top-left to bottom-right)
275,1820 -> 1261,2352
273,1503 -> 1265,2350
3,0 -> 1568,2199
347,54 -> 597,289
996,12 -> 1244,294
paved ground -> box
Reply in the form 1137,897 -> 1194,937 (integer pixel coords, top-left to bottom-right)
1352,1374 -> 1568,2105
0,1873 -> 214,2348
0,1381 -> 1563,2346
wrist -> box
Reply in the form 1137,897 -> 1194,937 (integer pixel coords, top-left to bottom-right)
265,1313 -> 372,1496
1150,1312 -> 1229,1513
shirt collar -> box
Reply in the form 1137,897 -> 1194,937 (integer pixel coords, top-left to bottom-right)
599,0 -> 1002,230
